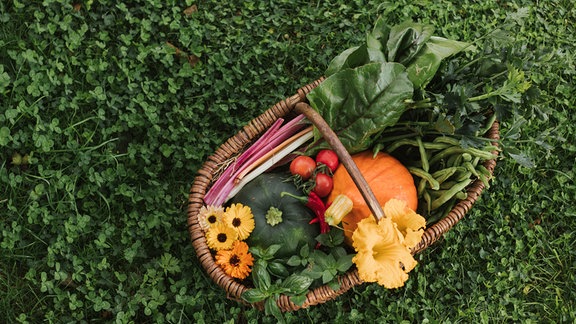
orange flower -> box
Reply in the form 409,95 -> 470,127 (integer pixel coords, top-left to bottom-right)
215,241 -> 254,279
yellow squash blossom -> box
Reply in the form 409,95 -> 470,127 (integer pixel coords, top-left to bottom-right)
223,203 -> 255,240
205,222 -> 238,251
215,240 -> 254,279
384,198 -> 426,249
351,216 -> 418,289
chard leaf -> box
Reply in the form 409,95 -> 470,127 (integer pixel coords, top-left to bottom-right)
385,21 -> 435,64
307,62 -> 414,154
406,36 -> 473,89
325,44 -> 386,77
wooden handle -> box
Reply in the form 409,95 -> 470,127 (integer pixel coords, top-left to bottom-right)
294,102 -> 385,221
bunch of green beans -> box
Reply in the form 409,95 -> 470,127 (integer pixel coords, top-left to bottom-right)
376,134 -> 499,223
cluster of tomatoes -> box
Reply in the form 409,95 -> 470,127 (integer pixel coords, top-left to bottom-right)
289,149 -> 339,198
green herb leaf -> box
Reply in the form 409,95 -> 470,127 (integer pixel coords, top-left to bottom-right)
315,228 -> 345,247
286,255 -> 303,267
280,274 -> 314,295
268,261 -> 290,279
336,254 -> 354,273
241,289 -> 269,304
290,294 -> 308,307
264,298 -> 285,323
252,261 -> 271,291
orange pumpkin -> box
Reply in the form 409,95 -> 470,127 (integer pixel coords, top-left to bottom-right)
327,150 -> 418,244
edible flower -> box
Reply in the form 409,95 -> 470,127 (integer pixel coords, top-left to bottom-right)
206,222 -> 238,251
384,199 -> 426,249
351,216 -> 417,289
223,203 -> 255,240
197,205 -> 225,231
215,241 -> 254,279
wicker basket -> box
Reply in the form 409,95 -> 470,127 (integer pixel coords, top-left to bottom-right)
187,77 -> 500,311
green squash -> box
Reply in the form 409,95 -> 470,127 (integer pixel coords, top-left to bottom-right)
231,172 -> 319,258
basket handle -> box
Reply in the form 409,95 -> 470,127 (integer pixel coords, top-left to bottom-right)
294,102 -> 385,221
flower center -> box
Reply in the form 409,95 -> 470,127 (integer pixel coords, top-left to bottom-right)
217,233 -> 228,243
208,215 -> 217,224
229,255 -> 240,266
232,217 -> 241,227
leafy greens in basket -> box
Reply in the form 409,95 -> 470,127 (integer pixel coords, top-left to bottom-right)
306,17 -> 530,157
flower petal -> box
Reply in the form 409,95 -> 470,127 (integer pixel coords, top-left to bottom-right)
384,199 -> 426,248
351,215 -> 418,289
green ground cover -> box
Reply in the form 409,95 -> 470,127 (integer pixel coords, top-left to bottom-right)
1,0 -> 574,322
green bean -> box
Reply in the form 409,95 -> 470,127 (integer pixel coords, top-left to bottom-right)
432,166 -> 464,184
440,180 -> 459,190
423,190 -> 432,214
386,138 -> 451,153
433,136 -> 461,146
408,167 -> 440,190
417,178 -> 428,197
455,169 -> 473,182
446,153 -> 463,168
454,191 -> 468,200
416,136 -> 430,172
464,161 -> 479,177
431,178 -> 472,210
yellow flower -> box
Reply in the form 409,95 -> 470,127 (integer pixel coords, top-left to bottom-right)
215,241 -> 254,279
351,216 -> 417,289
223,203 -> 255,240
198,205 -> 225,231
206,222 -> 238,251
384,199 -> 426,249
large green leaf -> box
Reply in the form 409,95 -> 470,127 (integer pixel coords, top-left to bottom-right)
325,44 -> 386,77
406,36 -> 472,88
385,20 -> 435,64
307,62 -> 414,154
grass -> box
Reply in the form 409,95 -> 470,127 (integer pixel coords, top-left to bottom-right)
1,0 -> 575,323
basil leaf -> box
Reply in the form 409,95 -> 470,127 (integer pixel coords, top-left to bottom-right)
307,62 -> 414,154
264,298 -> 285,323
336,254 -> 354,272
290,294 -> 308,307
280,274 -> 314,295
252,261 -> 271,291
286,255 -> 302,267
268,261 -> 290,279
241,289 -> 269,303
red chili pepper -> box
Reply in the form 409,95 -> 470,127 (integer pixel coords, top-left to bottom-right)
281,191 -> 330,248
306,191 -> 329,235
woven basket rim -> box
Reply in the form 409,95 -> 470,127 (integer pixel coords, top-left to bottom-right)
187,77 -> 499,312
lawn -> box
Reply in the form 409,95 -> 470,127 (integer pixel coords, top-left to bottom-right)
1,0 -> 575,323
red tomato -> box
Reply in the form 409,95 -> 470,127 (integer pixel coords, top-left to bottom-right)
315,150 -> 339,172
289,156 -> 316,180
312,173 -> 333,197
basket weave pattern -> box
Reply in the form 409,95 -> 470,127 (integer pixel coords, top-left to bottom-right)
187,78 -> 499,311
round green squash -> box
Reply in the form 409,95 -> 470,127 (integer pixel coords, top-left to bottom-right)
231,172 -> 319,258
